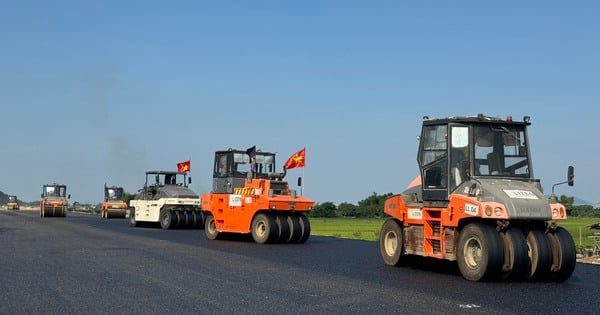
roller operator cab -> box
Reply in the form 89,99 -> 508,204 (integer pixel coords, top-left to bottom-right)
201,148 -> 314,244
379,114 -> 576,282
101,185 -> 127,219
7,195 -> 19,210
129,171 -> 203,229
40,183 -> 69,217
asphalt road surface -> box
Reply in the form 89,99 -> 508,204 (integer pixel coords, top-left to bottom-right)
1,210 -> 598,315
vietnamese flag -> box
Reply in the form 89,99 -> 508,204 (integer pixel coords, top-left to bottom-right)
177,160 -> 191,172
284,148 -> 306,170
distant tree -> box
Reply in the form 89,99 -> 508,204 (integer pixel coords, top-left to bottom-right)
310,201 -> 337,217
570,205 -> 600,217
356,192 -> 393,217
337,202 -> 359,217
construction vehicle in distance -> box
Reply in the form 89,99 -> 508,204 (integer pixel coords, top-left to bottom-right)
101,185 -> 128,218
201,148 -> 314,244
129,171 -> 203,229
379,114 -> 576,282
40,183 -> 70,217
6,195 -> 19,210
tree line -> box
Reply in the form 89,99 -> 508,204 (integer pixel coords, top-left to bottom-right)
559,196 -> 600,217
309,192 -> 393,218
309,193 -> 600,218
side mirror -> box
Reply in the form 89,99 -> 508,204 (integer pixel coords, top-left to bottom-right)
188,177 -> 192,184
297,177 -> 302,187
567,166 -> 574,186
68,194 -> 71,199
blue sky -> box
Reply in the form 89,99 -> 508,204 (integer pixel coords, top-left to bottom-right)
1,1 -> 598,205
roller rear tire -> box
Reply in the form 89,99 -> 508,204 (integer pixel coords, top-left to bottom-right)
498,227 -> 529,281
129,208 -> 138,227
205,214 -> 219,240
297,215 -> 311,244
251,213 -> 277,244
457,223 -> 503,281
160,210 -> 172,230
379,219 -> 403,266
546,227 -> 576,282
525,229 -> 552,280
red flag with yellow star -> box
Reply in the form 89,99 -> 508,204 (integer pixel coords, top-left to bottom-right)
284,148 -> 305,170
177,160 -> 191,172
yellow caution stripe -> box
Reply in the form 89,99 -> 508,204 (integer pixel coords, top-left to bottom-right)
234,188 -> 255,195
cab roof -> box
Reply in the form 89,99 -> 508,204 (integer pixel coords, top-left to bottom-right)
144,171 -> 187,175
422,114 -> 531,126
215,148 -> 276,155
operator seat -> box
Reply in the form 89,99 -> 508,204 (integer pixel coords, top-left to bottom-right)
487,152 -> 501,175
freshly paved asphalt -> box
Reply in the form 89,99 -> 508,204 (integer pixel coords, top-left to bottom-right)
1,210 -> 598,315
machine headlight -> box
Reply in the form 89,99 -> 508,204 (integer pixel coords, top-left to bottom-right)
484,206 -> 492,216
494,207 -> 503,216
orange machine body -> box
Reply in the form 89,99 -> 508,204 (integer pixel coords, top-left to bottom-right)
202,148 -> 314,244
202,178 -> 314,234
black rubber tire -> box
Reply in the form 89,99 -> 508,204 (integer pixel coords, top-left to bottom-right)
457,223 -> 504,281
197,211 -> 205,229
205,214 -> 219,240
545,227 -> 576,282
286,215 -> 303,243
379,219 -> 403,266
170,211 -> 178,228
185,210 -> 191,226
160,209 -> 172,230
251,213 -> 277,244
297,214 -> 311,244
129,208 -> 138,227
525,229 -> 552,280
274,214 -> 290,243
498,227 -> 529,281
188,210 -> 197,227
181,210 -> 189,226
173,210 -> 181,227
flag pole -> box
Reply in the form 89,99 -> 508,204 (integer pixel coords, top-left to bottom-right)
302,166 -> 305,196
302,147 -> 306,196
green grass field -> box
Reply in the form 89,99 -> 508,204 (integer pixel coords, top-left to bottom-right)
310,217 -> 600,252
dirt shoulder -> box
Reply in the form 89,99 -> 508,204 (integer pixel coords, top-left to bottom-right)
577,256 -> 600,265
